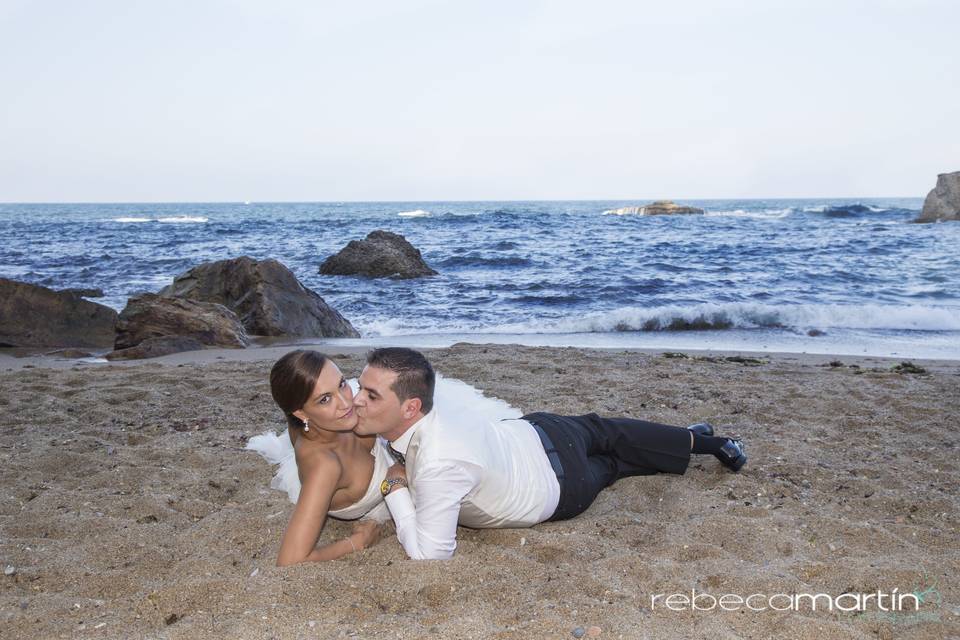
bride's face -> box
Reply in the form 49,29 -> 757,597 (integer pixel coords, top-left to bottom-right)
292,361 -> 358,432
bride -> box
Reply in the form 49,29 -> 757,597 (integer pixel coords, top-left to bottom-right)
247,349 -> 522,565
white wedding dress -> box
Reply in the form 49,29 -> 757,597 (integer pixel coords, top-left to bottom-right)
246,375 -> 522,522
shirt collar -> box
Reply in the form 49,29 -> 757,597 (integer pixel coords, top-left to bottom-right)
389,408 -> 435,455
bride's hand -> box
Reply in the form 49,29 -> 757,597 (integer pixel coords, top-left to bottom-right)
350,520 -> 381,551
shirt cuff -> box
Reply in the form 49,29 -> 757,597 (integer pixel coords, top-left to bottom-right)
383,486 -> 416,521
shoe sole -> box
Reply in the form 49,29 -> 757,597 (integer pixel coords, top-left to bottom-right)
721,439 -> 747,472
724,452 -> 747,472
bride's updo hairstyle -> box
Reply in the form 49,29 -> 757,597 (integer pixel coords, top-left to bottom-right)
270,350 -> 329,430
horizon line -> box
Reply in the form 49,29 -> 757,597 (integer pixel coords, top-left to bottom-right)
0,195 -> 924,206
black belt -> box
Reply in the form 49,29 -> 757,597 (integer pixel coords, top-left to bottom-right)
530,421 -> 565,490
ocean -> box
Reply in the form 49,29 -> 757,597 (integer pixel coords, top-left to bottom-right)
2,199 -> 958,359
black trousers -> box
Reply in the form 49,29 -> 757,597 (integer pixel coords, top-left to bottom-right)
522,412 -> 692,521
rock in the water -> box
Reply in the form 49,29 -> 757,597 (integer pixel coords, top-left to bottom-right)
59,287 -> 105,298
0,278 -> 118,348
160,257 -> 359,338
45,348 -> 95,359
105,335 -> 208,361
605,200 -> 705,216
320,230 -> 438,279
916,171 -> 960,222
114,294 -> 250,351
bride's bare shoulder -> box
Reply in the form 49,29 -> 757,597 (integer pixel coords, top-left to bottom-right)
294,442 -> 343,480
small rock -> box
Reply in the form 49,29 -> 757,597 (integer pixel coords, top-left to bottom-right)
308,620 -> 316,628
587,627 -> 602,638
572,627 -> 586,638
3,565 -> 15,576
250,568 -> 259,577
891,361 -> 927,375
520,537 -> 526,546
60,287 -> 105,298
164,613 -> 180,626
827,543 -> 837,552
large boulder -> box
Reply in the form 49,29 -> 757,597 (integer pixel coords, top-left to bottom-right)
159,257 -> 359,338
114,294 -> 250,351
916,171 -> 960,222
605,200 -> 705,216
320,230 -> 438,279
0,278 -> 117,348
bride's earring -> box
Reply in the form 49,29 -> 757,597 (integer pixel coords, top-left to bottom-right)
303,417 -> 309,432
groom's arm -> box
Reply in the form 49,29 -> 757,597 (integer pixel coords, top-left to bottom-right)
384,462 -> 477,560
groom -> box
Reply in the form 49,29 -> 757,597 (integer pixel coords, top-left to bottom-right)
353,347 -> 747,560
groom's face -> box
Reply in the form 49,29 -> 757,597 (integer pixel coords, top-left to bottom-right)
354,365 -> 407,438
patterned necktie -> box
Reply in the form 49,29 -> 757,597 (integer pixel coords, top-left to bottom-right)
389,445 -> 405,466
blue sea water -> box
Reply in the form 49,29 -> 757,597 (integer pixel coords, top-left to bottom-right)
2,199 -> 958,359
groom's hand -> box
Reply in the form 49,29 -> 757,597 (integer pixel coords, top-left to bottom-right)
386,463 -> 407,483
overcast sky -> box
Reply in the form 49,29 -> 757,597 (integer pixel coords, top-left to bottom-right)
1,0 -> 957,202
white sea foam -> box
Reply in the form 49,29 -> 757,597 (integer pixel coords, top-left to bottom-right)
359,302 -> 960,337
157,216 -> 208,223
522,303 -> 960,334
705,208 -> 793,219
112,217 -> 152,223
398,209 -> 431,217
358,318 -> 413,336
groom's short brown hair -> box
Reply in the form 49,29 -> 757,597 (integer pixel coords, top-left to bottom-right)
366,347 -> 435,414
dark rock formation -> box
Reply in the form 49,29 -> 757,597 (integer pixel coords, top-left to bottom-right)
320,230 -> 438,279
59,287 -> 105,298
105,335 -> 207,361
605,200 -> 705,216
0,278 -> 117,348
160,257 -> 359,338
114,294 -> 249,351
916,171 -> 960,222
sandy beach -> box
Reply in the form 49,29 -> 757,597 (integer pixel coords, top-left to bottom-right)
1,343 -> 958,639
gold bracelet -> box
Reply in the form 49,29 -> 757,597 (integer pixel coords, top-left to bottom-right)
347,536 -> 358,553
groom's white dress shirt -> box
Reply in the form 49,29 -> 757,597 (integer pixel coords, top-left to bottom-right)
382,408 -> 560,560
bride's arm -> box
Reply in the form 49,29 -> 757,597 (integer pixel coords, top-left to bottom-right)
276,453 -> 373,565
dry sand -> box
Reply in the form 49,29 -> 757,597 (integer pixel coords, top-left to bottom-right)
1,344 -> 958,639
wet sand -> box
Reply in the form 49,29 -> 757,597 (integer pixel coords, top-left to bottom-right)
1,343 -> 958,639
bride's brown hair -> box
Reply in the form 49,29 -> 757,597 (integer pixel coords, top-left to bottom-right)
270,350 -> 329,430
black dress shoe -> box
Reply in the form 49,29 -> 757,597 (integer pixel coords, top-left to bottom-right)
717,438 -> 747,472
687,422 -> 715,437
